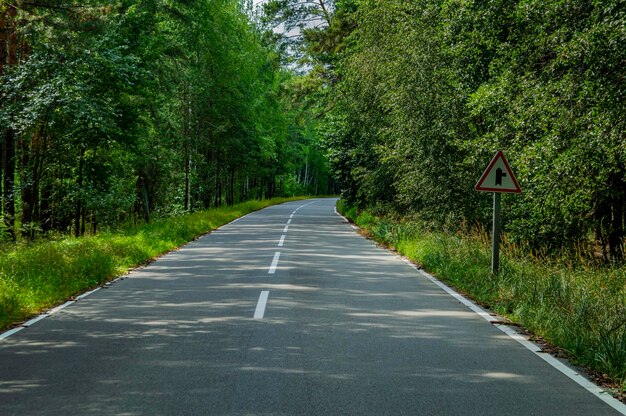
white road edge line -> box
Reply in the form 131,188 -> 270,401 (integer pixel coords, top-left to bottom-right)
0,284 -> 108,341
47,301 -> 75,316
254,291 -> 270,320
401,258 -> 626,415
227,212 -> 252,225
334,206 -> 350,223
334,206 -> 359,230
0,327 -> 24,340
278,235 -> 286,247
268,252 -> 281,274
75,287 -> 101,301
22,314 -> 49,327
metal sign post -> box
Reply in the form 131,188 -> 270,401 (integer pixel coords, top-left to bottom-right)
475,151 -> 521,275
491,192 -> 501,275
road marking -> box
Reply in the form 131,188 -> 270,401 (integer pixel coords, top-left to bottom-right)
283,225 -> 289,233
0,327 -> 24,340
404,259 -> 626,415
75,287 -> 101,301
334,206 -> 355,227
254,291 -> 270,319
47,301 -> 75,316
292,201 -> 317,215
269,252 -> 281,274
226,212 -> 251,225
287,219 -> 292,225
0,286 -> 108,341
278,235 -> 286,247
22,315 -> 49,327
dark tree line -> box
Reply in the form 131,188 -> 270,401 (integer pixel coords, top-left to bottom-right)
0,0 -> 334,242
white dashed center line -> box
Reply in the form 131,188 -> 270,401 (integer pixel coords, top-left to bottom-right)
268,252 -> 281,274
254,291 -> 270,319
254,201 -> 318,320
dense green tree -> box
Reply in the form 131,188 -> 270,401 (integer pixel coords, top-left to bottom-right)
0,0 -> 325,242
466,0 -> 626,258
320,0 -> 626,260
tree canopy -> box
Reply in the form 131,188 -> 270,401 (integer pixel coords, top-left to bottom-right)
309,0 -> 626,261
3,0 -> 624,261
0,0 -> 335,241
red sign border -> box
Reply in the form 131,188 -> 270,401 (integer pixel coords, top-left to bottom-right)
475,151 -> 522,194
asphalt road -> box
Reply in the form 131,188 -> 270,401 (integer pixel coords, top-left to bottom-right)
0,198 -> 623,415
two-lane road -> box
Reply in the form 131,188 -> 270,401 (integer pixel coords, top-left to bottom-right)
1,198 -> 624,415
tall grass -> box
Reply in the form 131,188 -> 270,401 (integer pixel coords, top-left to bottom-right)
337,200 -> 626,391
0,197 -> 306,329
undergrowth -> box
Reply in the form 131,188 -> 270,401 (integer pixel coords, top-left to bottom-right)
0,197 -> 306,329
337,200 -> 626,393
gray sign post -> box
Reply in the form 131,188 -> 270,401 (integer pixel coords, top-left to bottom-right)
475,151 -> 521,275
491,192 -> 501,275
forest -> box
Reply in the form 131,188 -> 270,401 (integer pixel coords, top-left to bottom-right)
0,0 -> 333,243
2,0 -> 625,255
296,0 -> 626,262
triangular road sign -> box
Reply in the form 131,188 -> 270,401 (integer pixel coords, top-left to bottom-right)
475,151 -> 521,193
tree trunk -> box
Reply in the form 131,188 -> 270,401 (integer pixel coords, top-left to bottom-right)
1,7 -> 19,242
214,150 -> 222,207
74,151 -> 84,237
227,166 -> 235,206
0,11 -> 7,75
2,129 -> 16,241
267,176 -> 275,199
20,126 -> 43,241
91,213 -> 97,235
607,171 -> 625,261
7,6 -> 16,66
20,135 -> 34,240
80,205 -> 86,237
317,0 -> 332,26
184,140 -> 190,211
40,183 -> 51,233
141,177 -> 150,223
201,145 -> 213,208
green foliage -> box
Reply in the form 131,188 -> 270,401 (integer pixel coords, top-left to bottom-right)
261,0 -> 335,66
318,1 -> 481,226
0,0 -> 328,242
464,0 -> 626,256
312,0 -> 626,267
0,197 -> 307,329
340,202 -> 626,390
321,0 -> 626,260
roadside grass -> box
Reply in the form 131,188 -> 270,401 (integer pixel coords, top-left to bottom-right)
337,200 -> 626,393
0,197 -> 307,330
